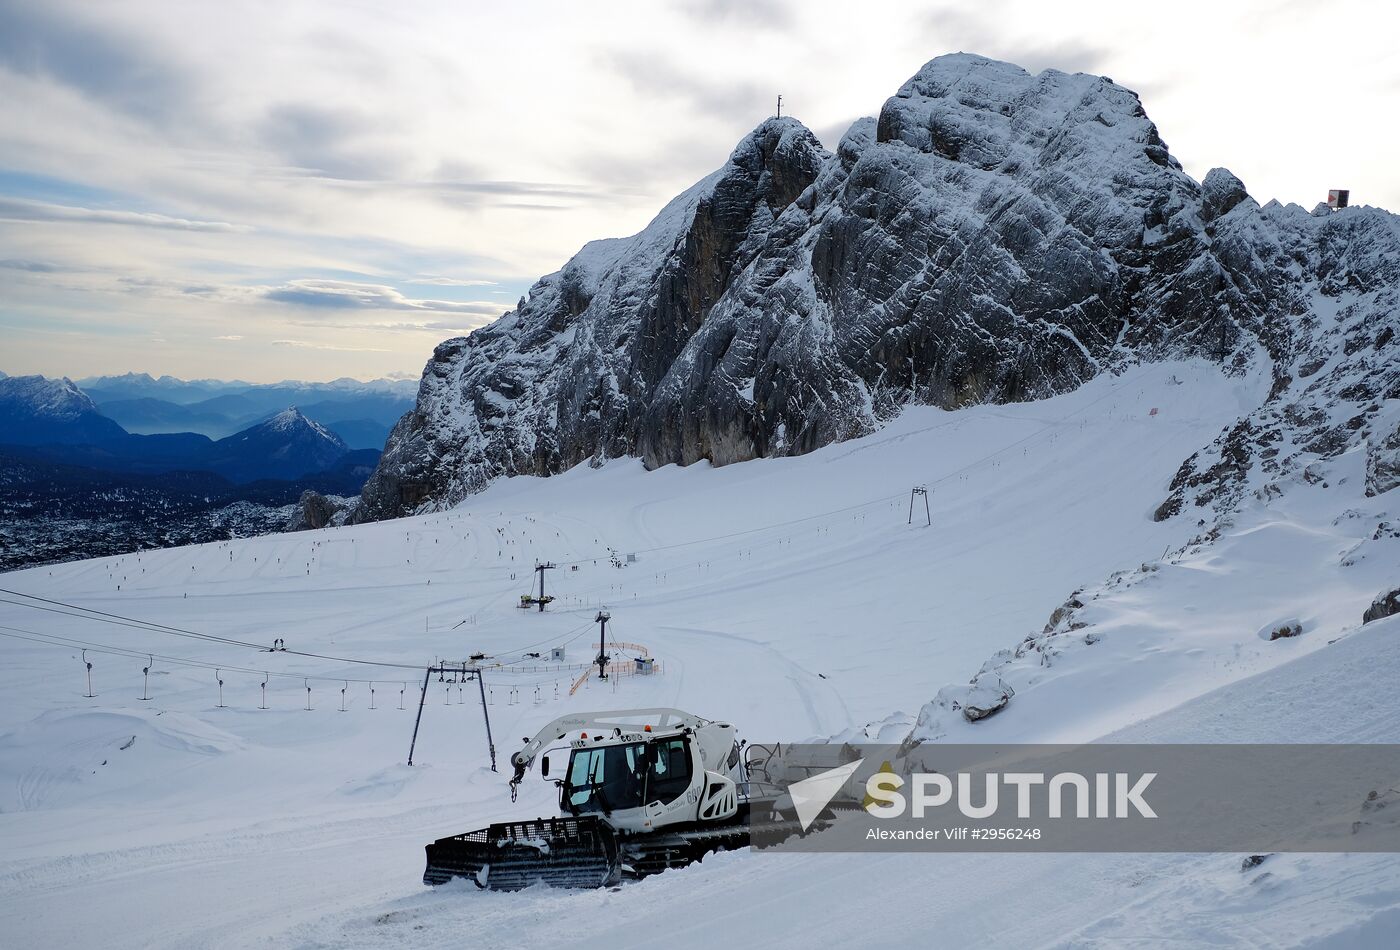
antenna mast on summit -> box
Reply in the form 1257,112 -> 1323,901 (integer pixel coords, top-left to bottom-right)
776,94 -> 782,118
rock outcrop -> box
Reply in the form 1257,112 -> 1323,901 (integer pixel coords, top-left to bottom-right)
286,490 -> 347,531
1366,413 -> 1400,497
1364,588 -> 1400,624
1258,618 -> 1304,641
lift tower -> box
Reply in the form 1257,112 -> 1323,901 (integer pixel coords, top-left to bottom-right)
518,561 -> 557,611
594,609 -> 611,680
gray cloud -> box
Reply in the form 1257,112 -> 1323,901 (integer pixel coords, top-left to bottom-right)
676,0 -> 793,28
377,319 -> 495,333
0,262 -> 510,329
0,258 -> 63,273
607,51 -> 770,127
248,126 -> 630,208
917,6 -> 1112,77
0,196 -> 249,232
0,0 -> 198,123
570,129 -> 731,195
812,116 -> 867,151
995,39 -> 1112,77
287,318 -> 496,334
580,53 -> 778,194
298,174 -> 639,213
427,180 -> 618,205
433,181 -> 597,198
258,102 -> 407,181
406,276 -> 497,287
270,339 -> 392,352
495,202 -> 575,212
264,279 -> 507,316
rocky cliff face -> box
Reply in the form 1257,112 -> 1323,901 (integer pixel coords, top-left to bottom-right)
354,53 -> 1400,523
357,117 -> 829,515
1151,201 -> 1400,523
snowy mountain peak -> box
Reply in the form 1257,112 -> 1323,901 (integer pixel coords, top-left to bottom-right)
353,53 -> 1400,524
252,407 -> 345,448
0,374 -> 127,444
267,406 -> 308,430
195,406 -> 350,482
725,115 -> 826,197
0,374 -> 98,416
879,51 -> 1182,184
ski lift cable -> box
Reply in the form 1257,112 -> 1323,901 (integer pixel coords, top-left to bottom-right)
0,608 -> 578,693
0,607 -> 586,687
0,589 -> 425,672
0,625 -> 573,694
0,624 -> 345,681
0,625 -> 387,684
493,618 -> 596,662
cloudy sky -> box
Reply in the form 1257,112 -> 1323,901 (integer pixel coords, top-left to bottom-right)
1,0 -> 1395,383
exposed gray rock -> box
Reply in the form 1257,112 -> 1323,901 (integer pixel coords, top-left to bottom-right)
908,670 -> 1016,736
286,490 -> 347,531
1201,168 -> 1249,224
1153,199 -> 1400,521
1363,587 -> 1400,624
957,678 -> 1015,722
1353,787 -> 1400,838
1258,618 -> 1303,641
1367,420 -> 1400,497
1043,593 -> 1086,635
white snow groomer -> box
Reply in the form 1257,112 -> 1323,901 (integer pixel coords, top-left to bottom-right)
423,708 -> 771,890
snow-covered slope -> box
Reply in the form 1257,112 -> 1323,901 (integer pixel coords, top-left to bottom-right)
1,357 -> 1396,947
356,53 -> 1400,527
291,616 -> 1400,950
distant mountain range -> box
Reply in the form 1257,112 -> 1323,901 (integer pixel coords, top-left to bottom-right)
0,375 -> 379,482
0,373 -> 397,569
74,373 -> 416,448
